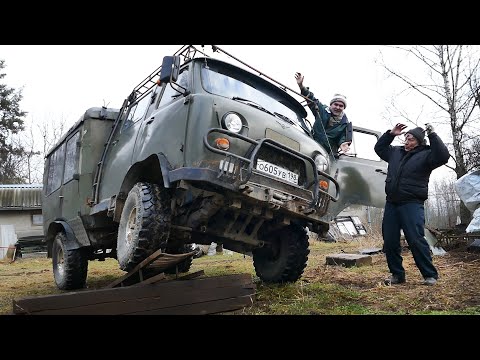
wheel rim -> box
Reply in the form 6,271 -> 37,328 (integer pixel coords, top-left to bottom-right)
55,245 -> 65,277
125,207 -> 137,245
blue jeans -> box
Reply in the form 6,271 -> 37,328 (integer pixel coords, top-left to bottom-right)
382,202 -> 438,280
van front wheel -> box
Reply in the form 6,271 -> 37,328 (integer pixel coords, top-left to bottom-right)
116,182 -> 171,272
252,224 -> 309,283
164,244 -> 194,274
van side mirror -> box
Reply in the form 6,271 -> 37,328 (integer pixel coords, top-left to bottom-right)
159,56 -> 181,83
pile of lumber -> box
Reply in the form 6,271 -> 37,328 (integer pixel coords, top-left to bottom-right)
12,273 -> 256,315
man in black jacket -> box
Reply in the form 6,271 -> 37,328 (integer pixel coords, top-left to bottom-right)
374,123 -> 450,286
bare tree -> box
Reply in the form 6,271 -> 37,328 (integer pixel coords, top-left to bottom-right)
17,114 -> 67,184
464,138 -> 480,172
379,45 -> 480,224
37,113 -> 66,156
17,122 -> 41,183
426,177 -> 460,228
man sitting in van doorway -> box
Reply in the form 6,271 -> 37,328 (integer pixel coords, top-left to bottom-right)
295,72 -> 352,155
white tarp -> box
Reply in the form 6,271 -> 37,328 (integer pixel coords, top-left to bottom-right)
455,170 -> 480,233
466,208 -> 480,233
0,224 -> 18,259
424,228 -> 447,256
455,170 -> 480,212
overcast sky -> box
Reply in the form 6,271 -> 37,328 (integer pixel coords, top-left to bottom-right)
1,45 -> 457,181
2,45 -> 389,127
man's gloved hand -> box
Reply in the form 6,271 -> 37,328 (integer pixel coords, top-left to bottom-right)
425,123 -> 435,135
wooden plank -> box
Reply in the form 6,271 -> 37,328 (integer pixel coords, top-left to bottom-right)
105,248 -> 164,288
14,273 -> 254,313
13,274 -> 253,314
129,295 -> 255,315
105,251 -> 195,288
13,273 -> 254,314
176,270 -> 205,280
14,280 -> 255,315
149,251 -> 196,269
131,273 -> 166,287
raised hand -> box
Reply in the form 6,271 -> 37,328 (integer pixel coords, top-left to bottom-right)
295,72 -> 304,87
425,123 -> 435,135
390,123 -> 407,136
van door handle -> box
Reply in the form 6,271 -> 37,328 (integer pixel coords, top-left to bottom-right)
375,169 -> 387,175
146,117 -> 155,125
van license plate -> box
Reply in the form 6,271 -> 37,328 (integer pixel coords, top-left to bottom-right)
256,159 -> 299,185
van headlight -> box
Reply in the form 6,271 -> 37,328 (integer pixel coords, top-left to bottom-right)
314,154 -> 329,172
222,113 -> 243,133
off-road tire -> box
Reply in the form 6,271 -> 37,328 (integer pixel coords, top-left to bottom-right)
253,224 -> 310,283
164,244 -> 194,274
52,232 -> 88,290
117,182 -> 171,272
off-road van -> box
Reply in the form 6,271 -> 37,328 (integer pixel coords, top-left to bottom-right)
43,45 -> 387,290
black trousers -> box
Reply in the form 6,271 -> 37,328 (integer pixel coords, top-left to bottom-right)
382,201 -> 438,280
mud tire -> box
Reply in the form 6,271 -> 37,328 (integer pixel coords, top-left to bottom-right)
117,182 -> 171,272
253,224 -> 309,283
52,232 -> 88,290
164,244 -> 194,274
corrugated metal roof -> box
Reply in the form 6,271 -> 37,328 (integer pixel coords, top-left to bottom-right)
0,184 -> 42,209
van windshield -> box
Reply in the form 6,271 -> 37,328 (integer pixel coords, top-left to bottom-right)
201,63 -> 304,129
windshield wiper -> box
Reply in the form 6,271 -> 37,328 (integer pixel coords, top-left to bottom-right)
273,112 -> 296,126
276,112 -> 312,135
232,97 -> 276,117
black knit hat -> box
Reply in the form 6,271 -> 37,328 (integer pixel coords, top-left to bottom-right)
407,127 -> 425,144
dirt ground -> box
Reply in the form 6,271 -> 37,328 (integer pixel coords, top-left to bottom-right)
1,235 -> 480,315
297,237 -> 480,314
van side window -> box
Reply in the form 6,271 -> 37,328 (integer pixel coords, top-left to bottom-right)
158,68 -> 189,109
123,90 -> 153,129
46,143 -> 66,195
64,131 -> 80,184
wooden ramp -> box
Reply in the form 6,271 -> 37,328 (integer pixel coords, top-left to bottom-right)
12,273 -> 256,315
105,248 -> 197,288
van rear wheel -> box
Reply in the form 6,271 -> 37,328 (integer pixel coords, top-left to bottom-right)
52,232 -> 88,290
252,224 -> 309,283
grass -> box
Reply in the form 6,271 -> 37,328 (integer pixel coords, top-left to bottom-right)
1,235 -> 480,315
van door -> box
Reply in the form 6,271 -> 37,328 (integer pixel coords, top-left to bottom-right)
327,126 -> 388,218
133,68 -> 190,167
99,91 -> 154,200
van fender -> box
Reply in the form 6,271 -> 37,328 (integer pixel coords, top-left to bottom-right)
112,153 -> 173,222
47,221 -> 84,252
156,152 -> 173,188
